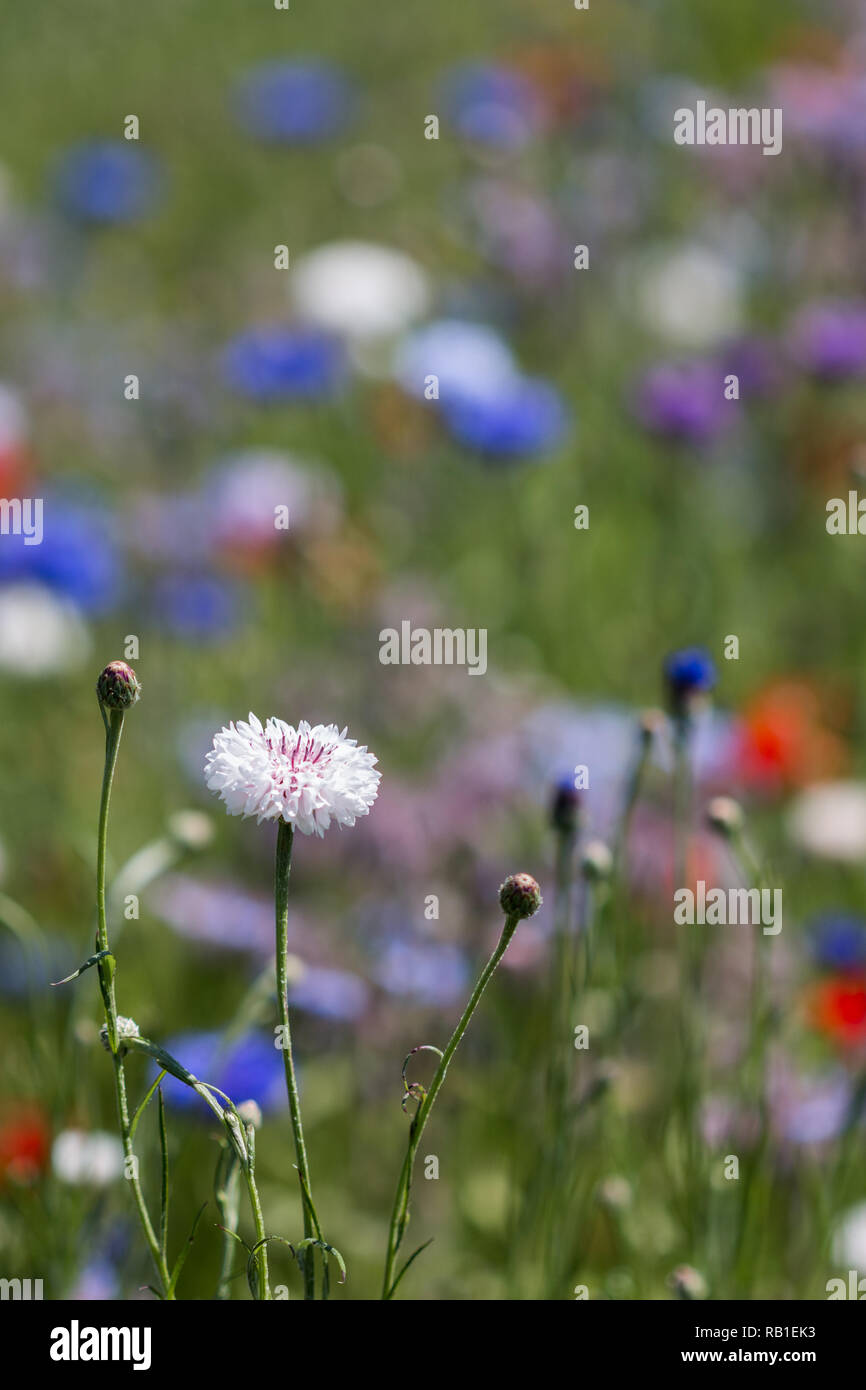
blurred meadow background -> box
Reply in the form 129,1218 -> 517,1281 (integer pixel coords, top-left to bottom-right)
2,0 -> 866,1299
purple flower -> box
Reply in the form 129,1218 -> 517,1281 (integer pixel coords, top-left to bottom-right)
719,337 -> 783,398
151,875 -> 276,955
222,327 -> 345,402
790,301 -> 866,380
632,362 -> 730,445
55,142 -> 162,224
234,61 -> 353,144
373,940 -> 470,1008
289,966 -> 369,1022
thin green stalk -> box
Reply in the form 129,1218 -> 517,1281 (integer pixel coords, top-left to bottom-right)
672,714 -> 703,1246
728,826 -> 773,1287
241,1123 -> 271,1301
274,821 -> 322,1300
382,913 -> 520,1299
96,705 -> 172,1299
215,1146 -> 242,1300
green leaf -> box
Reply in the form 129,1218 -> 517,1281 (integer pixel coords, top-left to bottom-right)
385,1239 -> 434,1300
215,1225 -> 250,1251
294,1237 -> 347,1287
129,1071 -> 167,1143
51,949 -> 113,986
126,1036 -> 199,1087
167,1201 -> 207,1299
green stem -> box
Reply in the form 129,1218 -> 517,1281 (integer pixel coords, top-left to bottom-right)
274,821 -> 322,1300
381,913 -> 519,1299
672,714 -> 703,1246
96,704 -> 173,1299
241,1123 -> 271,1301
215,1147 -> 242,1300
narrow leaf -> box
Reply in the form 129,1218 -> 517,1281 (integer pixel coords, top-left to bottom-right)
51,949 -> 113,986
129,1071 -> 167,1143
385,1239 -> 434,1300
167,1201 -> 207,1298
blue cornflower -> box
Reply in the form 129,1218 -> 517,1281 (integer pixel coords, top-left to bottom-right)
55,142 -> 162,225
664,647 -> 717,714
0,494 -> 123,614
441,63 -> 543,149
222,327 -> 345,402
234,61 -> 353,144
440,376 -> 569,459
151,573 -> 240,642
808,915 -> 866,972
158,1030 -> 285,1115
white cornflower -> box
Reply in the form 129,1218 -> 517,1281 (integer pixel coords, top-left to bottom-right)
204,715 -> 381,836
832,1201 -> 866,1270
788,781 -> 866,862
52,1130 -> 124,1187
290,241 -> 430,340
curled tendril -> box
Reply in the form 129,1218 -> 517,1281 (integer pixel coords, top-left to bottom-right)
401,1044 -> 444,1115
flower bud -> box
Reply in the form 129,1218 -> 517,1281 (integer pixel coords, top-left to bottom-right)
706,796 -> 744,838
663,647 -> 716,719
581,840 -> 613,882
166,810 -> 215,851
237,1100 -> 263,1130
638,707 -> 666,743
597,1175 -> 632,1211
550,776 -> 580,836
97,660 -> 141,710
667,1264 -> 708,1300
499,872 -> 542,920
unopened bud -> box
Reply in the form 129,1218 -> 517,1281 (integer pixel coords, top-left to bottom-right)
581,840 -> 613,882
97,660 -> 141,710
706,796 -> 744,838
499,872 -> 543,920
667,1264 -> 708,1300
597,1175 -> 632,1211
237,1100 -> 263,1131
166,810 -> 215,851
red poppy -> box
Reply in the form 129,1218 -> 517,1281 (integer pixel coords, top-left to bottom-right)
736,681 -> 848,792
0,1106 -> 50,1186
808,973 -> 866,1047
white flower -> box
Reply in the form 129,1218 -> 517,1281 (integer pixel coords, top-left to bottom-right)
832,1201 -> 866,1270
627,243 -> 743,349
290,241 -> 430,340
0,583 -> 91,676
788,781 -> 866,862
52,1129 -> 124,1186
394,319 -> 518,404
204,715 -> 381,835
